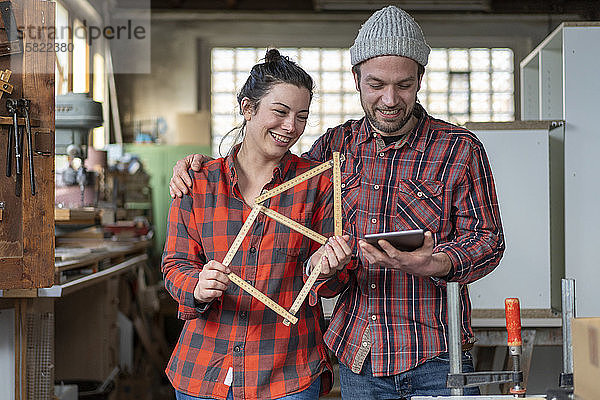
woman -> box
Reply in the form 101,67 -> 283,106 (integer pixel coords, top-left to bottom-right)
162,49 -> 352,400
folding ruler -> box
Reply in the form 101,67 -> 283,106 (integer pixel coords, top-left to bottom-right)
220,152 -> 344,325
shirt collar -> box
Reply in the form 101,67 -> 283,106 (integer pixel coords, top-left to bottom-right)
225,144 -> 240,185
405,103 -> 430,153
225,143 -> 294,186
272,150 -> 294,183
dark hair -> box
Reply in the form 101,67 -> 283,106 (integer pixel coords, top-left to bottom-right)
219,49 -> 314,156
238,49 -> 314,109
352,61 -> 425,81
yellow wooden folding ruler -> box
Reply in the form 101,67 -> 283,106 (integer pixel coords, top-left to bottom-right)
220,152 -> 344,325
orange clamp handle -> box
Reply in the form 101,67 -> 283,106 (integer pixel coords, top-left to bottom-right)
505,298 -> 522,347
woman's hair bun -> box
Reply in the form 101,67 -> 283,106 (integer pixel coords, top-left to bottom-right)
264,49 -> 283,63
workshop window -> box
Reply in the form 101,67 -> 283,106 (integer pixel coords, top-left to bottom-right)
55,1 -> 69,95
72,19 -> 89,93
211,47 -> 514,156
420,48 -> 514,125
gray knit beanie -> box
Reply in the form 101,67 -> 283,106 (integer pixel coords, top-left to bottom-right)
350,6 -> 430,67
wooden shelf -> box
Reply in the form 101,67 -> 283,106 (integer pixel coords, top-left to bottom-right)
0,253 -> 147,298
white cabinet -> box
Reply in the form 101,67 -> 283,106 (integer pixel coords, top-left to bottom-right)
467,121 -> 564,313
520,23 -> 600,317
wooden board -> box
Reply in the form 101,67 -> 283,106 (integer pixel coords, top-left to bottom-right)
0,0 -> 55,290
54,208 -> 97,223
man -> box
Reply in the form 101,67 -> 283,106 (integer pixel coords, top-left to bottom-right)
169,6 -> 504,399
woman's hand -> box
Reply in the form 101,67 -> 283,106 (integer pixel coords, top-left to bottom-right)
194,260 -> 231,303
169,154 -> 213,198
310,235 -> 352,279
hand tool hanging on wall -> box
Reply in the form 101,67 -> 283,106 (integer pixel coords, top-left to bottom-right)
5,103 -> 12,177
5,98 -> 36,197
2,69 -> 13,177
6,98 -> 21,197
18,99 -> 35,195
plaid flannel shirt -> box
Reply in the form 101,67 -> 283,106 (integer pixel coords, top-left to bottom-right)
162,147 -> 334,399
304,104 -> 505,376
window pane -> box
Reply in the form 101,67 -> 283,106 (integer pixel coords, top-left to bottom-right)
428,93 -> 448,114
343,72 -> 356,92
492,49 -> 514,71
470,48 -> 490,71
299,49 -> 320,71
321,50 -> 342,71
322,94 -> 342,113
212,72 -> 235,92
322,72 -> 342,92
212,49 -> 234,71
449,92 -> 469,114
471,93 -> 491,113
429,49 -> 448,71
492,93 -> 514,113
210,47 -> 515,155
236,48 -> 259,71
428,72 -> 449,92
491,72 -> 513,92
471,72 -> 491,92
450,73 -> 469,91
343,93 -> 362,114
448,49 -> 469,72
72,19 -> 88,93
55,1 -> 69,95
212,93 -> 236,114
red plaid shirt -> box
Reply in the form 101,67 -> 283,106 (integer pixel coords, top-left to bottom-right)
162,147 -> 334,399
304,104 -> 505,376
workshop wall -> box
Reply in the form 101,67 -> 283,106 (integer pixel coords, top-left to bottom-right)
116,12 -> 578,145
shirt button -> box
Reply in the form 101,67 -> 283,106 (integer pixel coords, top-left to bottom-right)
417,191 -> 424,198
341,183 -> 346,188
374,185 -> 380,190
240,311 -> 247,319
234,345 -> 241,352
371,218 -> 377,224
249,247 -> 257,253
362,341 -> 369,347
371,283 -> 376,289
371,315 -> 377,321
379,152 -> 385,157
246,280 -> 252,285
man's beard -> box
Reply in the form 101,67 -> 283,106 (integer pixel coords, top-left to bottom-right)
360,93 -> 415,134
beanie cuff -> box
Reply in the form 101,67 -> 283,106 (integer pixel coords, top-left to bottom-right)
350,36 -> 430,67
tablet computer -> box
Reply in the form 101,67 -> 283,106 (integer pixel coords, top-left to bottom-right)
363,229 -> 425,252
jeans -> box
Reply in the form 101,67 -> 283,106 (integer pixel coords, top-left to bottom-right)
175,375 -> 321,400
339,352 -> 480,400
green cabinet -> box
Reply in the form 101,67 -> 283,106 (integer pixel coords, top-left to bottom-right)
125,144 -> 211,258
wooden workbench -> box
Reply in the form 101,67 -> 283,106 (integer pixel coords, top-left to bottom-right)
0,239 -> 151,400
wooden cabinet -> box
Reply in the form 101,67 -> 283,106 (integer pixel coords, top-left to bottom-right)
0,0 -> 55,289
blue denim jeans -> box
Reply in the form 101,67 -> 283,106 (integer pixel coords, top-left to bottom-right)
339,352 -> 480,399
175,375 -> 321,400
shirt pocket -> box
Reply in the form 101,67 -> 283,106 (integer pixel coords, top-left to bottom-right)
341,172 -> 361,228
274,213 -> 311,259
394,179 -> 444,233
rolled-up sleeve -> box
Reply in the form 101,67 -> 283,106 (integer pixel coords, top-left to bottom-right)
161,192 -> 211,319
